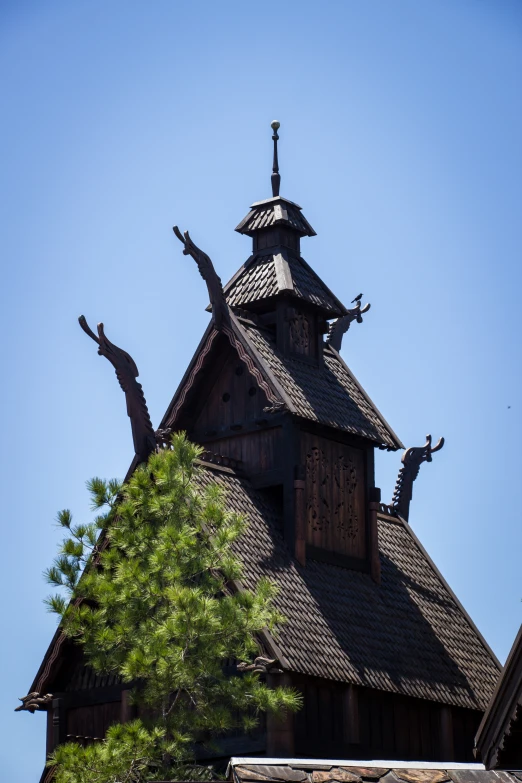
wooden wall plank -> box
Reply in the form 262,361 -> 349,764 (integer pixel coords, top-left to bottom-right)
301,432 -> 367,559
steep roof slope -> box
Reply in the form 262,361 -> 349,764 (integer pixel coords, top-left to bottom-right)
196,463 -> 499,711
238,319 -> 402,450
224,251 -> 346,316
235,196 -> 316,238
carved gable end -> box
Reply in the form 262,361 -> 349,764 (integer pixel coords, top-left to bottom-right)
191,346 -> 270,436
185,342 -> 284,476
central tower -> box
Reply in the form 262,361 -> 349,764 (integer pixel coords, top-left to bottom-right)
163,122 -> 401,578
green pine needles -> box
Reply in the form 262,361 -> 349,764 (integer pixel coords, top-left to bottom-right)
45,433 -> 301,782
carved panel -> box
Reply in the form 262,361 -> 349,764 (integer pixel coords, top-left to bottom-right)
306,447 -> 330,530
302,433 -> 366,559
288,308 -> 310,355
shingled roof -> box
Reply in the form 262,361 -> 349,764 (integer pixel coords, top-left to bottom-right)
224,251 -> 346,316
237,319 -> 402,450
196,463 -> 500,711
235,197 -> 316,237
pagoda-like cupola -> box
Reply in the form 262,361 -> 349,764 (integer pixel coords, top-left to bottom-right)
235,194 -> 316,254
235,120 -> 316,254
166,122 -> 398,579
226,122 -> 346,365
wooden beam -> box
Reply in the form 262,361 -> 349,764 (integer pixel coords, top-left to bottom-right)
282,418 -> 298,549
266,673 -> 295,756
52,698 -> 66,750
191,416 -> 285,443
120,689 -> 134,723
250,469 -> 284,489
62,684 -> 126,709
294,469 -> 306,566
369,488 -> 382,585
343,684 -> 360,744
440,704 -> 455,761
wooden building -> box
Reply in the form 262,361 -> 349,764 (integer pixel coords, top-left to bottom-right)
21,124 -> 502,780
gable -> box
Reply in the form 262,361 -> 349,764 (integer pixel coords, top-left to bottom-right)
160,315 -> 402,452
161,321 -> 285,434
191,345 -> 270,435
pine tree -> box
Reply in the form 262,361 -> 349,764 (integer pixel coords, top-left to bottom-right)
45,433 -> 301,782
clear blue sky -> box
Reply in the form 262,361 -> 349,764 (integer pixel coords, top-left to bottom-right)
1,1 -> 521,779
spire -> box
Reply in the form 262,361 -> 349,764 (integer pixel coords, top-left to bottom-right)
271,120 -> 281,197
236,121 -> 316,246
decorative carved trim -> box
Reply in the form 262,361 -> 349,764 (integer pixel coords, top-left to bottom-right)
168,328 -> 220,424
392,434 -> 444,522
173,227 -> 228,330
288,309 -> 310,355
305,447 -> 359,540
327,298 -> 371,352
222,325 -> 281,405
14,692 -> 53,713
198,451 -> 242,471
78,317 -> 156,464
333,452 -> 359,540
167,321 -> 282,430
237,656 -> 283,675
370,501 -> 399,519
35,634 -> 66,694
306,447 -> 330,532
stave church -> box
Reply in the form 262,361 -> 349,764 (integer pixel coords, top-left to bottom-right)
20,123 -> 510,782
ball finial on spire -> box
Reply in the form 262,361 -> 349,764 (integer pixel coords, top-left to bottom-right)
271,121 -> 281,197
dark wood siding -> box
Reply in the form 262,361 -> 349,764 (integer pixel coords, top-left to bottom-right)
207,428 -> 282,474
66,701 -> 121,742
293,677 -> 483,762
192,350 -> 269,435
301,431 -> 366,559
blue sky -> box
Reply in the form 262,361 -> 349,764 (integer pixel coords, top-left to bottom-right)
1,1 -> 521,779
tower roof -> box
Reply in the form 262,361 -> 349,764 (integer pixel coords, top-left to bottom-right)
224,249 -> 345,316
235,196 -> 316,238
230,122 -> 346,316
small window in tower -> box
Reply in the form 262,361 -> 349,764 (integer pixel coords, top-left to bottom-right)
248,386 -> 257,397
222,392 -> 231,403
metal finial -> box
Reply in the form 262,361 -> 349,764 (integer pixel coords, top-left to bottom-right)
271,120 -> 280,197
